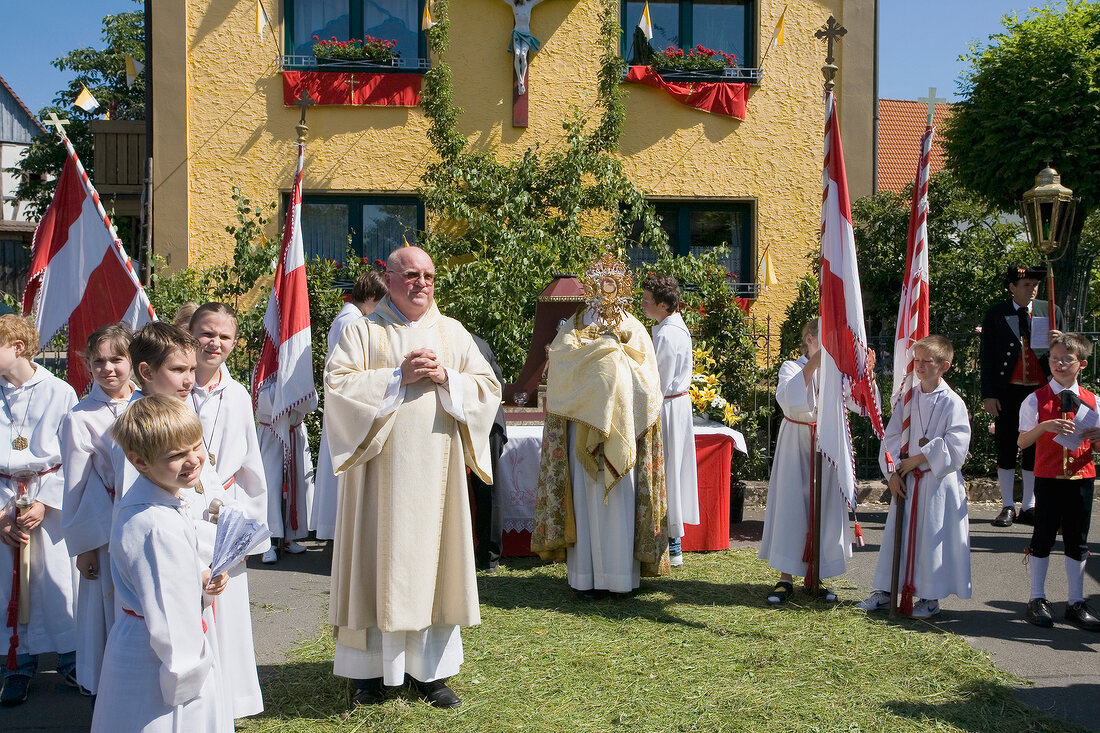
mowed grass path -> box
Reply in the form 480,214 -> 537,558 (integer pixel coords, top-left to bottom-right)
242,550 -> 1083,732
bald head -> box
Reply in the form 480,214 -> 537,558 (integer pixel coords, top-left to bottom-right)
384,246 -> 436,321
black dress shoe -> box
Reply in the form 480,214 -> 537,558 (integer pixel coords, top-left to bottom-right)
1026,597 -> 1054,628
0,675 -> 30,706
1064,601 -> 1100,631
1016,508 -> 1036,526
577,588 -> 609,601
350,677 -> 386,707
992,506 -> 1016,527
408,676 -> 461,708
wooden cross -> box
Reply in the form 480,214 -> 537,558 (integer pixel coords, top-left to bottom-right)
814,16 -> 847,65
45,112 -> 71,141
295,90 -> 316,125
917,87 -> 946,127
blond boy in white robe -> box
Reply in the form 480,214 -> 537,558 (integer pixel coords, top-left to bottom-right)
92,395 -> 232,733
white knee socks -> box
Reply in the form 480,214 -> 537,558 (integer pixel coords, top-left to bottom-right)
1021,470 -> 1035,511
1066,556 -> 1086,604
1029,555 -> 1049,600
998,467 -> 1016,508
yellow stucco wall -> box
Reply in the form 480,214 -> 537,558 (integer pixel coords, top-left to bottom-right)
156,0 -> 874,338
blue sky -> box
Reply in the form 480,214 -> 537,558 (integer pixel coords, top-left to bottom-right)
0,1 -> 1041,116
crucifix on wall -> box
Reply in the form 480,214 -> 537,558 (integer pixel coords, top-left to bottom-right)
502,0 -> 548,127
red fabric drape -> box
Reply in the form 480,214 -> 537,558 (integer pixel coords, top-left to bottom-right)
681,433 -> 734,552
624,66 -> 747,120
282,70 -> 422,107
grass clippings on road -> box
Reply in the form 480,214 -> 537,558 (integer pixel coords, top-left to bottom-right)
241,549 -> 1084,733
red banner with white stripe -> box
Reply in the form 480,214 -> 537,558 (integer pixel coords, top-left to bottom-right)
251,141 -> 317,458
891,125 -> 933,415
22,144 -> 154,394
817,90 -> 885,510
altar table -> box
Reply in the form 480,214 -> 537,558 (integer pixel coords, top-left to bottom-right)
497,418 -> 747,557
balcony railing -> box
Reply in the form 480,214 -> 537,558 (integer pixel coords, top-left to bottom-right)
281,55 -> 432,72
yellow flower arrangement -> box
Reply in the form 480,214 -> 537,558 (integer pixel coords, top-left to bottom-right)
688,347 -> 741,428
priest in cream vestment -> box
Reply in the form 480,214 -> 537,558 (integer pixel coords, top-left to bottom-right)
533,252 -> 670,598
324,247 -> 501,708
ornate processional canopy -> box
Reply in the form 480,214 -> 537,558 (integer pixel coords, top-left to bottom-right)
582,249 -> 633,333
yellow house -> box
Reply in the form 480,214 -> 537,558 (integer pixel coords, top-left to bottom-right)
152,0 -> 876,328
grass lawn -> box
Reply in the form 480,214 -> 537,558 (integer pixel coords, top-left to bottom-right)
241,550 -> 1083,732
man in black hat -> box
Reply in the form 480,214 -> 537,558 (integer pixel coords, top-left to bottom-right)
981,265 -> 1063,527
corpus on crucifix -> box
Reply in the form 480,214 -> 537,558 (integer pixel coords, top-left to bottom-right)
502,0 -> 547,95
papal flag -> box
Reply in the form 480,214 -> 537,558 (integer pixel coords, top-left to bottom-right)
422,1 -> 436,30
257,0 -> 272,39
765,5 -> 787,58
74,86 -> 99,113
124,55 -> 144,88
758,247 -> 778,287
638,1 -> 653,40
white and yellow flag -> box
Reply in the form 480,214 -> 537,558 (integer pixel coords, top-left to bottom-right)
124,55 -> 144,88
422,1 -> 436,30
758,247 -> 778,288
637,1 -> 653,40
257,0 -> 271,40
764,5 -> 786,60
74,86 -> 99,113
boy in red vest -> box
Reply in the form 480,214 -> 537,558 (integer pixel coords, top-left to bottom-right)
1017,332 -> 1100,631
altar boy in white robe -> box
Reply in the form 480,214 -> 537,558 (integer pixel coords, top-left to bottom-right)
641,274 -> 698,568
858,335 -> 972,618
92,395 -> 232,733
0,315 -> 79,706
759,319 -> 874,604
533,253 -> 670,600
188,303 -> 266,718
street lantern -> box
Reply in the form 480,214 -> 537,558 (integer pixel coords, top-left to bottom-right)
1019,165 -> 1078,318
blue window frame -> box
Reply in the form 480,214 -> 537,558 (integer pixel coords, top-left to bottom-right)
627,200 -> 755,290
622,1 -> 755,67
285,0 -> 426,62
297,194 -> 424,264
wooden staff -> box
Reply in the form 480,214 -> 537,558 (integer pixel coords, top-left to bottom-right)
888,463 -> 905,618
812,450 -> 823,596
15,497 -> 31,624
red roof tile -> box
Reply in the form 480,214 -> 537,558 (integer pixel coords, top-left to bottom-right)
876,98 -> 954,195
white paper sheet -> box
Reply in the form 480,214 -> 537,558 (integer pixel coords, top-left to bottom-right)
207,506 -> 270,584
1054,403 -> 1100,449
1031,316 -> 1049,350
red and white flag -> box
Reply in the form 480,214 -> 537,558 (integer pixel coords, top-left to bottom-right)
891,125 -> 933,414
251,141 -> 317,457
23,141 -> 154,394
817,90 -> 886,510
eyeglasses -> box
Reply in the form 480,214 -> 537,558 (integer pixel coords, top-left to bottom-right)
399,270 -> 435,284
1050,356 -> 1079,365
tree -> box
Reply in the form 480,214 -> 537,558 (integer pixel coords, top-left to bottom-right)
944,2 -> 1100,214
9,1 -> 145,219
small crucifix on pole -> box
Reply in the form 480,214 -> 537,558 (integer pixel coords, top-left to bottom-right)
45,112 -> 71,142
917,87 -> 946,128
814,16 -> 846,90
295,90 -> 316,143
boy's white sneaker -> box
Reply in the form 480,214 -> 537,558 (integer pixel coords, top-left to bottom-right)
261,548 -> 278,564
285,541 -> 307,554
910,599 -> 941,619
856,590 -> 890,611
